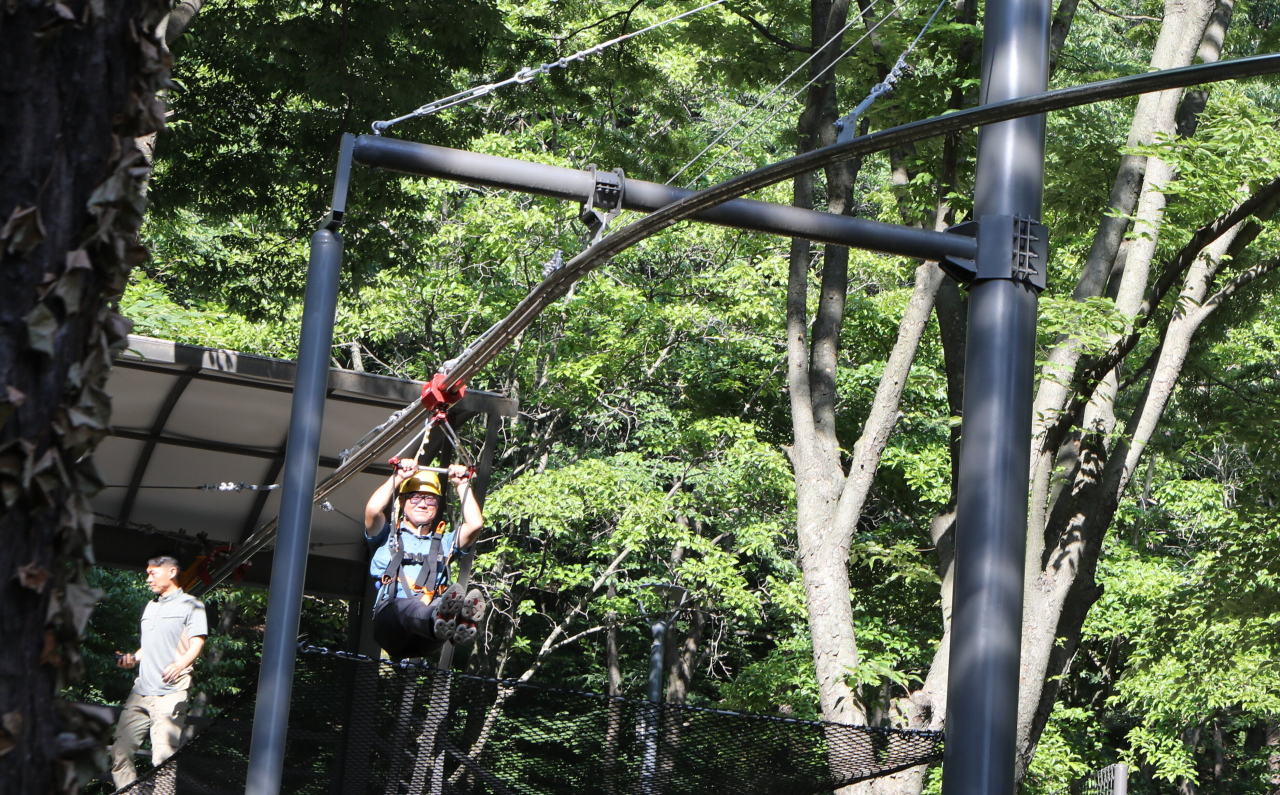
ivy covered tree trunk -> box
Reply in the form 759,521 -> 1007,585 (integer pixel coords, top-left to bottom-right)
0,0 -> 168,790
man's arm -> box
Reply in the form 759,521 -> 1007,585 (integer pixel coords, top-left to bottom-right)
161,636 -> 205,684
365,458 -> 417,535
450,464 -> 484,549
116,648 -> 143,669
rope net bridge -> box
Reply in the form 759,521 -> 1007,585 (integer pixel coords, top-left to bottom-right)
117,648 -> 943,795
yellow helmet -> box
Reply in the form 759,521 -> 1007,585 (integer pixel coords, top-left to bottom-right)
398,470 -> 442,497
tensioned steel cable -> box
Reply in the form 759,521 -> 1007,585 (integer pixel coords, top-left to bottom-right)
685,0 -> 945,186
195,53 -> 1280,595
373,0 -> 730,134
101,482 -> 282,491
664,5 -> 875,186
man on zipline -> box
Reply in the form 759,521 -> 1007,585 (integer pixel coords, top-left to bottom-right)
364,458 -> 486,658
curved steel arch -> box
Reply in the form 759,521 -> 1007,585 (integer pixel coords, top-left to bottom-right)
443,51 -> 1280,388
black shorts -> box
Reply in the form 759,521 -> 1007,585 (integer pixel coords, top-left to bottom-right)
373,597 -> 444,660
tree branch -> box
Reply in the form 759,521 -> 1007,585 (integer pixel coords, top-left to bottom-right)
1086,0 -> 1162,22
1039,175 -> 1280,458
1201,256 -> 1280,310
157,0 -> 205,47
728,6 -> 816,52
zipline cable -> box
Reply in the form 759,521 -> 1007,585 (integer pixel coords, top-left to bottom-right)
685,0 -> 945,186
372,0 -> 729,134
664,4 -> 876,186
101,482 -> 282,492
193,52 -> 1280,597
834,0 -> 949,143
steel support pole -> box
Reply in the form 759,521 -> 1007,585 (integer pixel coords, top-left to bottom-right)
941,0 -> 1049,792
647,619 -> 666,703
640,619 -> 666,795
244,135 -> 353,795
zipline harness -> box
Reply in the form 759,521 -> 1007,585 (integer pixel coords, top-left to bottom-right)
374,373 -> 481,626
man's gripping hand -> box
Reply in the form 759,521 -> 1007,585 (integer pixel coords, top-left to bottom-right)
447,463 -> 471,488
116,652 -> 138,669
393,458 -> 418,487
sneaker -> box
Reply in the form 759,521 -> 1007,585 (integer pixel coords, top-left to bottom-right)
433,614 -> 457,641
437,583 -> 466,615
451,621 -> 478,646
459,589 -> 486,623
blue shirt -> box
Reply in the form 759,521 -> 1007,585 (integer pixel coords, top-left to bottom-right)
368,522 -> 457,602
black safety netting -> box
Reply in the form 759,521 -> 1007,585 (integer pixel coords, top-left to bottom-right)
117,647 -> 943,795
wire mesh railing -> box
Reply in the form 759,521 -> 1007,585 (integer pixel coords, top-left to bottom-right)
1050,764 -> 1130,795
115,646 -> 944,795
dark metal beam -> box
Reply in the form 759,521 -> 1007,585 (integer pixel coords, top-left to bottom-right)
245,132 -> 353,795
353,136 -> 976,263
471,411 -> 501,507
92,523 -> 367,600
107,427 -> 394,477
119,371 -> 194,526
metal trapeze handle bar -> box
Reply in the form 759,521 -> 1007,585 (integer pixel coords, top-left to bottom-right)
438,53 -> 1280,389
193,53 -> 1280,596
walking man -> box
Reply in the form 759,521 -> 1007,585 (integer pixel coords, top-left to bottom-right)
111,555 -> 208,790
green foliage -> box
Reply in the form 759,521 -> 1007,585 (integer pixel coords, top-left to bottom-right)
83,0 -> 1280,791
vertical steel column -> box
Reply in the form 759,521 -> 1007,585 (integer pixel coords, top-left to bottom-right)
1114,763 -> 1129,795
941,0 -> 1049,792
640,618 -> 667,795
244,133 -> 355,795
647,619 -> 667,704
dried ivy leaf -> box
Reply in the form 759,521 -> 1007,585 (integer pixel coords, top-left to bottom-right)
65,249 -> 92,271
103,311 -> 134,343
0,386 -> 23,430
0,206 -> 45,255
63,583 -> 103,636
53,271 -> 87,315
73,457 -> 104,497
24,303 -> 59,356
16,562 -> 50,593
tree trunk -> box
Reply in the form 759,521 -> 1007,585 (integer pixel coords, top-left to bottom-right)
604,583 -> 622,795
1,0 -> 168,791
1013,0 -> 1218,783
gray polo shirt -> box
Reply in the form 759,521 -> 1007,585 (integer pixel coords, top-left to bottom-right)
133,589 -> 208,696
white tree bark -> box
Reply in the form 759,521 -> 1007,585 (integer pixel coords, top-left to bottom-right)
1014,0 -> 1218,780
1027,0 -> 1218,544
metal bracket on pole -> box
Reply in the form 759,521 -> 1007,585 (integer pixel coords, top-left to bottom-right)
322,133 -> 356,231
578,165 -> 626,244
940,215 -> 1049,291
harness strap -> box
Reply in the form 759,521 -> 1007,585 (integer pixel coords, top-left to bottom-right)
415,523 -> 448,592
374,525 -> 404,615
453,545 -> 474,593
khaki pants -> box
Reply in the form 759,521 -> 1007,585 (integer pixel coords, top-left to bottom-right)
111,690 -> 188,790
